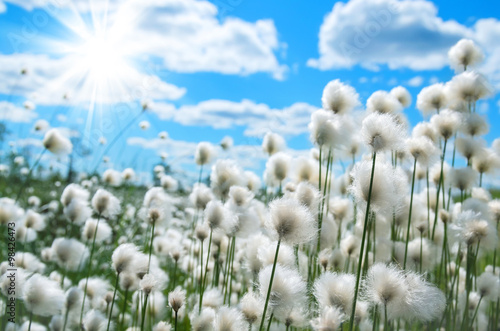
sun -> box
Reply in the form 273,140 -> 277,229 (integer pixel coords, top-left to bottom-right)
75,32 -> 130,86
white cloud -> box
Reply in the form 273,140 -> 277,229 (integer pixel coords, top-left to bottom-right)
2,0 -> 287,79
0,53 -> 186,105
148,99 -> 318,137
0,101 -> 37,122
308,0 -> 468,71
407,76 -> 424,87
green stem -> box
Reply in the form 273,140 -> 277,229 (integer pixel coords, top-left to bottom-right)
140,292 -> 150,331
349,152 -> 377,331
259,239 -> 281,331
432,139 -> 447,241
106,272 -> 120,331
79,214 -> 101,325
403,157 -> 417,269
147,221 -> 156,273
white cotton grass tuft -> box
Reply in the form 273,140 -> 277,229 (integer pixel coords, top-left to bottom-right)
451,211 -> 498,250
266,197 -> 317,245
456,136 -> 486,163
102,169 -> 122,187
258,264 -> 307,314
168,287 -> 186,312
204,200 -> 237,234
220,136 -> 234,150
60,183 -> 89,207
476,271 -> 500,301
416,83 -> 448,116
195,142 -> 216,166
292,156 -> 318,183
406,136 -> 439,167
121,168 -> 135,182
412,122 -> 439,144
227,185 -> 254,209
51,237 -> 89,271
265,152 -> 291,184
262,132 -> 286,156
308,109 -> 347,148
33,119 -> 50,133
293,182 -> 320,213
192,307 -> 216,331
314,272 -> 355,315
390,86 -> 412,108
210,159 -> 244,200
448,39 -> 484,71
112,243 -> 139,274
447,71 -> 492,104
82,218 -> 112,243
461,113 -> 489,137
430,109 -> 462,140
311,306 -> 345,331
190,183 -> 214,210
139,120 -> 150,130
366,90 -> 403,114
91,188 -> 121,219
82,309 -> 107,331
160,175 -> 178,192
23,273 -> 65,316
362,263 -> 408,319
321,79 -> 360,114
64,199 -> 92,225
394,271 -> 446,322
43,128 -> 73,155
473,149 -> 500,176
361,112 -> 406,152
213,306 -> 246,331
450,167 -> 478,192
349,158 -> 401,213
240,292 -> 262,326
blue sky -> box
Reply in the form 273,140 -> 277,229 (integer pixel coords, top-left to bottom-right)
0,0 -> 499,183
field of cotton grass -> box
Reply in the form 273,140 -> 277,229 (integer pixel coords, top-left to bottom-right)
1,38 -> 500,331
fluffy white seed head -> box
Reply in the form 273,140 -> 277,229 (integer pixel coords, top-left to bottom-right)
361,113 -> 406,152
367,90 -> 403,114
102,169 -> 122,187
430,109 -> 462,140
447,71 -> 492,103
210,159 -> 244,200
258,264 -> 307,314
23,274 -> 65,316
91,188 -> 121,219
51,237 -> 89,271
406,136 -> 439,167
265,152 -> 291,183
321,79 -> 360,114
43,128 -> 73,155
314,272 -> 355,315
390,86 -> 412,108
266,197 -> 317,245
112,243 -> 139,274
168,287 -> 186,312
363,264 -> 408,316
240,292 -> 262,326
195,142 -> 216,166
461,113 -> 489,137
416,83 -> 448,116
448,39 -> 484,71
262,132 -> 286,156
213,306 -> 246,331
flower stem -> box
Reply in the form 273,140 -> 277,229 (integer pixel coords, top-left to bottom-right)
79,214 -> 101,325
403,157 -> 417,269
259,239 -> 281,331
349,152 -> 377,331
106,272 -> 120,331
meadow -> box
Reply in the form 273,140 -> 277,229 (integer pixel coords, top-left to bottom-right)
1,38 -> 499,331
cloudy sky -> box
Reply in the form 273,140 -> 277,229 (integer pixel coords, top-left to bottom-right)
0,0 -> 499,182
